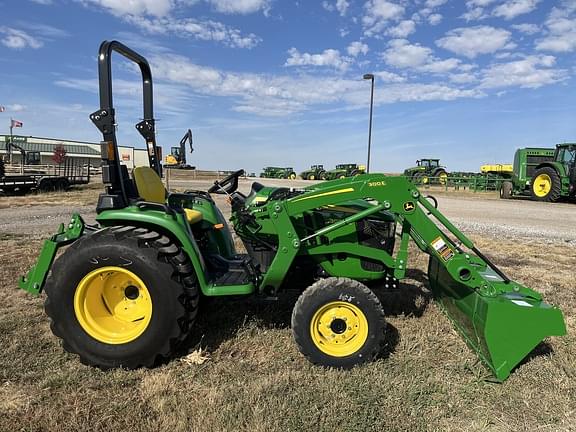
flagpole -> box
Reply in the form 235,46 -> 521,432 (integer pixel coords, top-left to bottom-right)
9,118 -> 13,165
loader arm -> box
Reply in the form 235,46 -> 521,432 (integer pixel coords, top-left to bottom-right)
254,174 -> 565,381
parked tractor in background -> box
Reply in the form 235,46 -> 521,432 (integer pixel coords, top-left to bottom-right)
259,166 -> 297,179
528,143 -> 576,202
499,147 -> 555,200
324,163 -> 366,180
164,129 -> 194,169
300,164 -> 326,180
403,158 -> 448,185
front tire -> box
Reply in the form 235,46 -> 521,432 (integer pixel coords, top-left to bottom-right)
44,226 -> 199,369
291,277 -> 386,369
531,167 -> 561,202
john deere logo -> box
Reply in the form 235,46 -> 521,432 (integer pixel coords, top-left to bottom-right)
403,201 -> 415,212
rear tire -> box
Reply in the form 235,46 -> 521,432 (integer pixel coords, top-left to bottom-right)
44,226 -> 199,369
292,277 -> 386,369
531,167 -> 561,202
500,181 -> 512,199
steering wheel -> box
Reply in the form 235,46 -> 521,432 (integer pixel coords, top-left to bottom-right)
208,169 -> 245,194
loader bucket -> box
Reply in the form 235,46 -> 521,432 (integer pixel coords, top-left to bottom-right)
428,256 -> 566,381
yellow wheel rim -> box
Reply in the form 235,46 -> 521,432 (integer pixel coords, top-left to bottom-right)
74,266 -> 153,344
290,174 -> 296,180
533,174 -> 551,197
309,175 -> 315,180
310,301 -> 368,357
339,175 -> 346,179
422,176 -> 429,184
439,172 -> 448,185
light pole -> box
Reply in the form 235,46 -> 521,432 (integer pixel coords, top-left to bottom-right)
363,73 -> 374,173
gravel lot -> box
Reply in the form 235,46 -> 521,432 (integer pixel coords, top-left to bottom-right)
1,177 -> 574,245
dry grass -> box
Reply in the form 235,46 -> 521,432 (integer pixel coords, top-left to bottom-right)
1,226 -> 575,431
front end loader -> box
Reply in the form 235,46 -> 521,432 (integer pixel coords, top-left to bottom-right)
20,41 -> 566,381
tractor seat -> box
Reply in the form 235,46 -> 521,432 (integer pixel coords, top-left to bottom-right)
132,166 -> 203,224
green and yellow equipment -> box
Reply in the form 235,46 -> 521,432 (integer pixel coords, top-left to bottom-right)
164,129 -> 194,169
300,164 -> 326,180
529,143 -> 576,202
404,158 -> 448,185
259,166 -> 297,179
19,41 -> 566,381
324,163 -> 366,180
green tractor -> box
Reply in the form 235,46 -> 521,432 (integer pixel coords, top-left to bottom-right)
404,158 -> 448,185
300,164 -> 326,180
324,163 -> 366,180
19,41 -> 566,381
499,147 -> 555,200
259,166 -> 297,179
528,143 -> 576,202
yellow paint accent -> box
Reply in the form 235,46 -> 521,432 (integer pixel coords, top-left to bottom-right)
133,166 -> 166,203
321,205 -> 360,214
213,223 -> 224,229
253,196 -> 268,203
481,164 -> 513,174
74,266 -> 152,345
533,173 -> 552,197
358,165 -> 366,171
310,301 -> 368,357
165,154 -> 178,165
184,208 -> 203,224
293,188 -> 354,202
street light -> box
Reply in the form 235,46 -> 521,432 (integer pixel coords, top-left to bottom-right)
363,73 -> 374,173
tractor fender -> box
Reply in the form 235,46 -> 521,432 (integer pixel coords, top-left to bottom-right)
95,207 -> 211,293
533,162 -> 567,178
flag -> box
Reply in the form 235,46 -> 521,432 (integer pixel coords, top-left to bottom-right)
0,106 -> 5,112
11,119 -> 23,128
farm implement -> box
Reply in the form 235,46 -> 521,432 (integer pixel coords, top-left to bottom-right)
19,41 -> 566,381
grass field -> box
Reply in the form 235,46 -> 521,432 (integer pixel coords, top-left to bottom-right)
0,186 -> 574,432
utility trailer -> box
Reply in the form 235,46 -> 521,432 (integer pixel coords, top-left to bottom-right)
0,157 -> 91,194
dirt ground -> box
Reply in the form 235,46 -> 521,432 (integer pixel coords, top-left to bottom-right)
0,178 -> 575,431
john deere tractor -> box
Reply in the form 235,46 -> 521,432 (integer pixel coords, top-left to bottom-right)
19,41 -> 566,381
259,166 -> 297,179
530,143 -> 576,202
300,164 -> 326,180
404,158 -> 448,185
324,163 -> 366,180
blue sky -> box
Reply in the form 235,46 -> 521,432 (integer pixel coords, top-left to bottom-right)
0,0 -> 575,173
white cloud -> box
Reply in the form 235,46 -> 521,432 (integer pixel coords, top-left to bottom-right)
374,71 -> 406,82
126,15 -> 261,48
207,0 -> 270,14
285,48 -> 351,71
7,104 -> 27,112
322,0 -> 350,16
382,39 -> 464,73
362,0 -> 405,36
428,13 -> 442,25
347,41 -> 369,56
461,7 -> 486,21
480,55 -> 567,88
425,0 -> 447,7
29,0 -> 53,4
512,23 -> 540,34
493,0 -> 540,20
78,0 -> 173,17
386,20 -> 416,38
0,27 -> 43,49
536,5 -> 576,52
436,26 -> 514,58
492,0 -> 540,20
